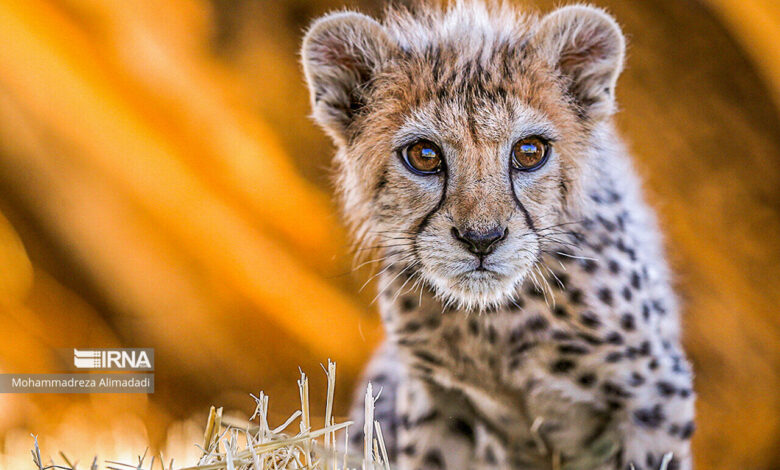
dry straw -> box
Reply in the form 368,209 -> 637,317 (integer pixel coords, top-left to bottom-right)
30,360 -> 391,470
28,360 -> 677,470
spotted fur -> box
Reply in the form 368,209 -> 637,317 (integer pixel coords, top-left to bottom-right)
302,2 -> 695,469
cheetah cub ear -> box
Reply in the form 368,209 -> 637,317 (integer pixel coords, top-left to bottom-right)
301,12 -> 391,144
534,5 -> 626,119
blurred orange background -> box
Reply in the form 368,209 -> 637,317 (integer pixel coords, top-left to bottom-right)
0,0 -> 777,469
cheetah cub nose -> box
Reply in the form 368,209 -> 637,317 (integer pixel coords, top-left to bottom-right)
451,226 -> 508,256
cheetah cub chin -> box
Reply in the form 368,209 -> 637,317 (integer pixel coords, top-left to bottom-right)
302,1 -> 695,469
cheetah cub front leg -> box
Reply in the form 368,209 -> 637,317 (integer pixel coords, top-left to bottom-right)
395,377 -> 477,470
349,346 -> 508,469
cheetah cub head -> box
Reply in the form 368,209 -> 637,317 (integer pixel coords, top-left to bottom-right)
302,1 -> 625,310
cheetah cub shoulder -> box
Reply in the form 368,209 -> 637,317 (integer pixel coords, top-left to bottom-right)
302,2 -> 695,469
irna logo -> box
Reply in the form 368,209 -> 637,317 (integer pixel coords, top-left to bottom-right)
73,348 -> 154,370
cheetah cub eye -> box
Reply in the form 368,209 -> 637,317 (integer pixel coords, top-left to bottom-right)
401,140 -> 443,175
511,136 -> 549,171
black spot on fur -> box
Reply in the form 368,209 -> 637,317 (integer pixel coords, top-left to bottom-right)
487,325 -> 498,344
397,337 -> 424,347
578,332 -> 604,346
597,234 -> 612,250
422,449 -> 445,468
484,445 -> 498,465
568,288 -> 585,305
602,382 -> 632,398
526,316 -> 549,331
642,302 -> 651,321
629,372 -> 645,386
680,421 -> 696,439
582,259 -> 598,273
447,417 -> 475,443
400,444 -> 416,456
552,305 -> 569,318
401,321 -> 421,334
616,212 -> 627,231
605,331 -> 623,345
620,313 -> 636,331
413,350 -> 443,366
671,355 -> 686,374
625,347 -> 639,360
558,344 -> 589,355
526,284 -> 545,298
631,271 -> 641,289
608,259 -> 621,274
621,286 -> 633,301
509,327 -> 525,343
552,330 -> 572,341
616,238 -> 637,261
401,297 -> 418,312
580,311 -> 602,328
656,381 -> 677,397
597,288 -> 613,306
605,190 -> 622,203
510,342 -> 537,356
468,318 -> 479,336
633,405 -> 665,428
606,351 -> 623,363
607,400 -> 623,411
424,316 -> 441,329
551,359 -> 577,374
548,272 -> 569,290
578,373 -> 597,387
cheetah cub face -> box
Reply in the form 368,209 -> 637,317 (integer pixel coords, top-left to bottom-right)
303,2 -> 625,310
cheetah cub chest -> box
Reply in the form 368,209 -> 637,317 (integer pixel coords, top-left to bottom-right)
302,2 -> 695,469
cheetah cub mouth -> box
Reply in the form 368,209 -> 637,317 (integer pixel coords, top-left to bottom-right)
415,197 -> 543,311
302,2 -> 624,311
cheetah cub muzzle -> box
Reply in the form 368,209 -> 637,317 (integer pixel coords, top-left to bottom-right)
302,1 -> 695,469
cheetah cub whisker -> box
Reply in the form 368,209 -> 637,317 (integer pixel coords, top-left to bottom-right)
302,1 -> 695,469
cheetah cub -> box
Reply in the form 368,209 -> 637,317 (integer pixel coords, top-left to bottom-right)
302,1 -> 695,469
